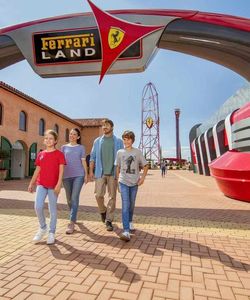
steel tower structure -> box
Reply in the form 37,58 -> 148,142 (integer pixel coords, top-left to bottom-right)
175,108 -> 182,162
139,82 -> 161,164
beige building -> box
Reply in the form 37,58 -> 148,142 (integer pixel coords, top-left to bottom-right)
0,81 -> 103,179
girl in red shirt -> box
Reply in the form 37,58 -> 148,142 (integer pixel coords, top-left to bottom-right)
28,129 -> 66,244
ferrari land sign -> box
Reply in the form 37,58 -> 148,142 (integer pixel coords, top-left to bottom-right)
33,28 -> 141,65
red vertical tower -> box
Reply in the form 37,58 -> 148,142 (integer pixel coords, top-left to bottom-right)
139,82 -> 161,164
175,108 -> 181,162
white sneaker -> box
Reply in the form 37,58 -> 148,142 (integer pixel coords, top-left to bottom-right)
129,222 -> 135,233
120,231 -> 130,242
47,233 -> 55,245
33,228 -> 47,243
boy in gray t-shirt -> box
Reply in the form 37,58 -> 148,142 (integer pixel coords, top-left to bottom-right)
115,131 -> 148,241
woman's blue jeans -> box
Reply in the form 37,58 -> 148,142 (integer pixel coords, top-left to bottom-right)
119,182 -> 138,231
35,185 -> 58,234
63,176 -> 84,222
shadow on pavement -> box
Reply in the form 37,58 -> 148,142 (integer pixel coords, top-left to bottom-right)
77,223 -> 250,273
0,198 -> 250,228
48,239 -> 140,283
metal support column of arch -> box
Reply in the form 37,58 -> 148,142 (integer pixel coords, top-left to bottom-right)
194,137 -> 203,175
204,130 -> 211,164
212,123 -> 221,158
189,124 -> 201,173
198,133 -> 210,176
224,111 -> 237,151
216,120 -> 229,155
204,128 -> 217,163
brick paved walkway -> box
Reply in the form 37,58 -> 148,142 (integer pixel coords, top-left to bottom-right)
0,170 -> 249,299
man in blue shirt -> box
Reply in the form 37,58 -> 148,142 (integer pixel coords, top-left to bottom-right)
89,119 -> 123,231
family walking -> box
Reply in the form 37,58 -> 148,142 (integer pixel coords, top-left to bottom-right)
28,119 -> 148,244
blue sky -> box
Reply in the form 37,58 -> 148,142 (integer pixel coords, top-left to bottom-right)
1,0 -> 250,159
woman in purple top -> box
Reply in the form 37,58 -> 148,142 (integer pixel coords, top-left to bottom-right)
61,128 -> 88,234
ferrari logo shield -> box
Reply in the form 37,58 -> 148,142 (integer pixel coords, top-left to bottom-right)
108,27 -> 125,49
146,117 -> 154,129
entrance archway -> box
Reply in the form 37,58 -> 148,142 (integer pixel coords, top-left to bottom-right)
29,143 -> 37,176
0,8 -> 250,80
11,140 -> 27,179
0,136 -> 11,179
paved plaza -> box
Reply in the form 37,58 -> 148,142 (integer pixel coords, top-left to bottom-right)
0,170 -> 249,300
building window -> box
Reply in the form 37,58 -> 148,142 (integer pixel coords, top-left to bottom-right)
19,111 -> 27,131
65,128 -> 69,142
54,124 -> 59,134
39,119 -> 45,136
0,103 -> 2,125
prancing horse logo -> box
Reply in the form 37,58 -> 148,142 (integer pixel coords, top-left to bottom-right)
146,117 -> 154,129
108,27 -> 125,49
